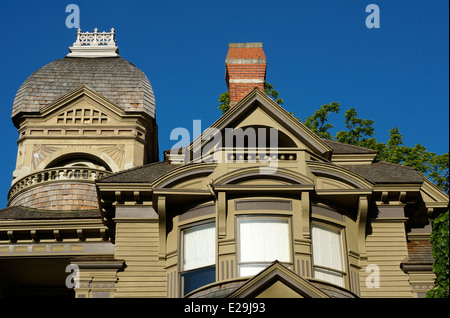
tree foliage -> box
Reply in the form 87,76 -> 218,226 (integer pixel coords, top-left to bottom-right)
426,211 -> 449,298
218,91 -> 230,114
302,102 -> 449,298
301,102 -> 449,194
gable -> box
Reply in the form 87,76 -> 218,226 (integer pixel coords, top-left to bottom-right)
40,85 -> 126,126
233,107 -> 305,149
254,280 -> 304,298
184,89 -> 332,163
228,261 -> 330,298
44,98 -> 121,126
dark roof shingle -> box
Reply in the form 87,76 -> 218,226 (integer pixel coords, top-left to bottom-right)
96,161 -> 178,183
0,206 -> 101,220
13,57 -> 155,118
344,161 -> 423,184
323,139 -> 378,154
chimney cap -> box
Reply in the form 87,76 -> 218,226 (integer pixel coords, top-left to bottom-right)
225,42 -> 266,64
228,42 -> 263,48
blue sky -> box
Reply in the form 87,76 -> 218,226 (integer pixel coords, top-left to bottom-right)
0,0 -> 448,208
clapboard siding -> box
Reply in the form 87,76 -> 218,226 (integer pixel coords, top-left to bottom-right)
360,221 -> 413,298
114,222 -> 166,298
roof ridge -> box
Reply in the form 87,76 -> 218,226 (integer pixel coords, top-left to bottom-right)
96,161 -> 175,182
323,139 -> 378,153
0,205 -> 100,213
375,160 -> 418,171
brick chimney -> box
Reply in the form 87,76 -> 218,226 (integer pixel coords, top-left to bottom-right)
225,43 -> 267,107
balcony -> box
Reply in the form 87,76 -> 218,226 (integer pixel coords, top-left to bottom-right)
7,167 -> 111,211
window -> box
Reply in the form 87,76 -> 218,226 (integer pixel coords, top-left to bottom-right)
57,108 -> 107,124
180,222 -> 216,295
237,216 -> 291,277
311,224 -> 345,287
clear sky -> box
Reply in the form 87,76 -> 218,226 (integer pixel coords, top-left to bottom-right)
0,0 -> 448,208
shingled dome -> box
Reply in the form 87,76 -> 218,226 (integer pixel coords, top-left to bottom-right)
12,57 -> 155,121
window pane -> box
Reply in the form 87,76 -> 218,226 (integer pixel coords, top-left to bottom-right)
311,225 -> 343,271
314,268 -> 344,287
183,223 -> 215,271
239,218 -> 290,263
238,217 -> 291,277
238,264 -> 269,277
181,266 -> 216,295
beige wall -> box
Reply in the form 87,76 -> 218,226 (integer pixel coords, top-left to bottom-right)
113,208 -> 166,298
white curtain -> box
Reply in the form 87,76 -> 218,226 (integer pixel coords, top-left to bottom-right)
314,267 -> 344,287
238,218 -> 290,276
311,225 -> 344,287
183,223 -> 215,271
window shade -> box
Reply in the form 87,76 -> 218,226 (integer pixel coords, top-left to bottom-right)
311,225 -> 344,287
238,217 -> 291,276
311,225 -> 343,271
182,223 -> 215,271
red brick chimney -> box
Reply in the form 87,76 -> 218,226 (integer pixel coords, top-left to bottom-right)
225,43 -> 267,107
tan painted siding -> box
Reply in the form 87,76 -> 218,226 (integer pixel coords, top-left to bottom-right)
360,221 -> 413,298
114,222 -> 166,297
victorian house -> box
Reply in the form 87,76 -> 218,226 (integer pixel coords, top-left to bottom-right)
0,29 -> 447,298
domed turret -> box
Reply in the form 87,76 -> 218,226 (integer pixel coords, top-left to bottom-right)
8,28 -> 158,211
12,28 -> 155,124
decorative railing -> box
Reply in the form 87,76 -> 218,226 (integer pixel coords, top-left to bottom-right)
204,148 -> 299,163
67,28 -> 119,57
8,167 -> 111,201
73,28 -> 116,47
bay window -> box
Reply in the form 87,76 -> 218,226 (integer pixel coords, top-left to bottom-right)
237,216 -> 292,277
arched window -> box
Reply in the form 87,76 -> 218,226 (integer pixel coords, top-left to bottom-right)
46,155 -> 111,171
223,125 -> 297,149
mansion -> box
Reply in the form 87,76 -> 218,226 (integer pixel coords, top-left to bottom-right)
0,29 -> 447,298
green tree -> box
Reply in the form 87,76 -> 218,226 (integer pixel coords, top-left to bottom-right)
263,82 -> 284,106
426,211 -> 449,298
335,108 -> 378,149
301,103 -> 449,194
303,102 -> 340,140
218,82 -> 283,114
218,91 -> 230,114
302,102 -> 449,298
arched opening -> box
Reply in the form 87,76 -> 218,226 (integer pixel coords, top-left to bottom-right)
223,125 -> 297,149
45,153 -> 112,171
